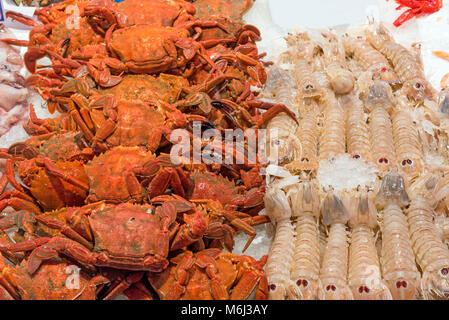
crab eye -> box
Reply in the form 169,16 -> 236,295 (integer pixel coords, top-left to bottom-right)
305,84 -> 314,91
381,67 -> 387,73
353,154 -> 360,159
301,157 -> 309,162
269,284 -> 276,291
302,280 -> 308,287
414,82 -> 422,89
358,286 -> 364,293
441,268 -> 449,276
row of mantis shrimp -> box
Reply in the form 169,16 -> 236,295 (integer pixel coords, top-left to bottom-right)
260,23 -> 449,300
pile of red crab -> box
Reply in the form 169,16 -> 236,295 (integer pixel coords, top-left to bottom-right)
0,0 -> 288,300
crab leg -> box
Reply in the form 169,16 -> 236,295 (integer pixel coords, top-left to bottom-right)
35,215 -> 93,250
204,221 -> 236,252
102,272 -> 145,300
35,157 -> 89,191
0,208 -> 36,238
229,255 -> 268,300
170,209 -> 207,251
3,160 -> 24,192
0,197 -> 42,216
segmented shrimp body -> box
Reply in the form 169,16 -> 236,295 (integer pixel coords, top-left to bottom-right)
434,215 -> 449,243
294,60 -> 322,101
287,101 -> 319,173
369,106 -> 396,172
391,110 -> 424,181
407,197 -> 449,298
346,191 -> 392,300
318,191 -> 353,300
340,94 -> 371,161
376,172 -> 420,299
319,100 -> 346,161
287,179 -> 321,300
366,25 -> 434,101
343,35 -> 398,83
264,183 -> 295,300
265,67 -> 300,164
320,30 -> 354,95
264,66 -> 298,113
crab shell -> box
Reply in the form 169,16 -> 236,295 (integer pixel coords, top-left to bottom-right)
192,0 -> 254,21
92,100 -> 165,148
108,25 -> 191,74
38,133 -> 92,162
117,0 -> 196,27
85,147 -> 155,203
87,202 -> 170,271
2,259 -> 98,300
35,0 -> 103,55
18,159 -> 89,211
188,171 -> 241,202
99,74 -> 189,103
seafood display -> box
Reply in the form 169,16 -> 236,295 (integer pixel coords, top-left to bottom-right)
261,17 -> 449,300
0,0 -> 274,300
1,0 -> 449,301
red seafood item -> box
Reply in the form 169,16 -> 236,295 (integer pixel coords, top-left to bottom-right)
392,0 -> 442,27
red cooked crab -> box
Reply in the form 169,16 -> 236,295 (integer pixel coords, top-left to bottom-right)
0,201 -> 196,272
148,248 -> 268,300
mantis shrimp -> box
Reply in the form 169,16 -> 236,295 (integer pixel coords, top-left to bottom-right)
319,98 -> 346,161
376,171 -> 420,299
286,176 -> 321,300
343,35 -> 398,83
264,179 -> 295,300
366,24 -> 435,101
345,189 -> 393,300
366,82 -> 397,172
391,109 -> 424,183
264,66 -> 300,165
407,173 -> 449,298
318,190 -> 353,300
340,93 -> 371,161
319,30 -> 355,95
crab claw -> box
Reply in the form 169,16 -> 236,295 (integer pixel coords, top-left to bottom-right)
24,48 -> 47,74
5,11 -> 40,27
170,209 -> 207,251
